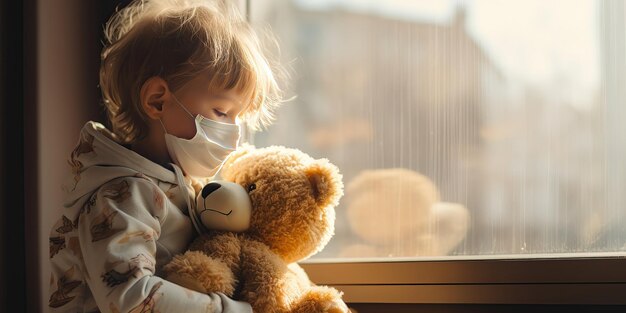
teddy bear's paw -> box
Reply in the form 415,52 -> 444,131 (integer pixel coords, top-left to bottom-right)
291,286 -> 349,313
292,297 -> 349,313
320,298 -> 349,313
162,251 -> 236,296
166,272 -> 210,293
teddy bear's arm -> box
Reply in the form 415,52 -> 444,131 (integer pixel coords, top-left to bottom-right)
162,232 -> 242,296
189,231 -> 243,274
163,250 -> 236,295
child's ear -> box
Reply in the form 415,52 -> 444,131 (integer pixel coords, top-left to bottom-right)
140,76 -> 169,119
304,159 -> 344,208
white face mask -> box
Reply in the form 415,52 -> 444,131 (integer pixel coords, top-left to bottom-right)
159,95 -> 241,178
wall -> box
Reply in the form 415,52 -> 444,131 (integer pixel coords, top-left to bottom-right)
37,1 -> 100,311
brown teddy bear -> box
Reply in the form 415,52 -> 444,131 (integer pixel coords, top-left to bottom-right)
340,168 -> 469,258
163,144 -> 349,313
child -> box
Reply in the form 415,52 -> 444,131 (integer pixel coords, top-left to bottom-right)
47,0 -> 283,312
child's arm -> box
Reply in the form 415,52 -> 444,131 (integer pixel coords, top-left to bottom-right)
77,177 -> 251,313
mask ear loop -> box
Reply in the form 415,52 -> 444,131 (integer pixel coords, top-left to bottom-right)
171,94 -> 209,138
172,94 -> 196,119
158,119 -> 169,135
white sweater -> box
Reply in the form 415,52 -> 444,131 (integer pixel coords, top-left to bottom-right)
47,121 -> 252,313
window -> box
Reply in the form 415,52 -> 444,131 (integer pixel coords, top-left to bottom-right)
249,0 -> 626,305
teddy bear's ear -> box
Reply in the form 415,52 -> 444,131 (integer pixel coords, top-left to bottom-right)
304,159 -> 344,208
221,143 -> 255,173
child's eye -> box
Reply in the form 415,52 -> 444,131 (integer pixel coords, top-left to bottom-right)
213,109 -> 227,117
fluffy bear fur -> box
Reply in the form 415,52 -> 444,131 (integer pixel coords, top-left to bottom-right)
163,145 -> 349,313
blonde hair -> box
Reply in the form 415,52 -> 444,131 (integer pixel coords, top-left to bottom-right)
100,0 -> 284,144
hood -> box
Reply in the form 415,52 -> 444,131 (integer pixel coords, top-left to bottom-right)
62,121 -> 178,221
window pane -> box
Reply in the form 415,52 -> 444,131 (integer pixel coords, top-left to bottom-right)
250,0 -> 626,259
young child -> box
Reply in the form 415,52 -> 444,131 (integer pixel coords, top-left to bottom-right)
47,0 -> 283,312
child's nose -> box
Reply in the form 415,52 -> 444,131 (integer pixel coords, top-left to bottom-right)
201,182 -> 221,199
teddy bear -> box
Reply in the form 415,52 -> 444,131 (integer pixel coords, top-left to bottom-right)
340,168 -> 469,258
162,144 -> 349,313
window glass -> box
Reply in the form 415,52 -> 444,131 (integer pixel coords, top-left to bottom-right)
250,0 -> 626,259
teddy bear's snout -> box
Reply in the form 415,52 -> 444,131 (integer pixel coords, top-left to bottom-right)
201,182 -> 221,199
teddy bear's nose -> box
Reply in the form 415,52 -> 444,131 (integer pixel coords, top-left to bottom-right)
201,182 -> 221,199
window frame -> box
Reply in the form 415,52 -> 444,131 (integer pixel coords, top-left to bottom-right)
300,256 -> 626,304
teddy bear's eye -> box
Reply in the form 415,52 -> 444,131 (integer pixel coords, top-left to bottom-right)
247,183 -> 256,193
